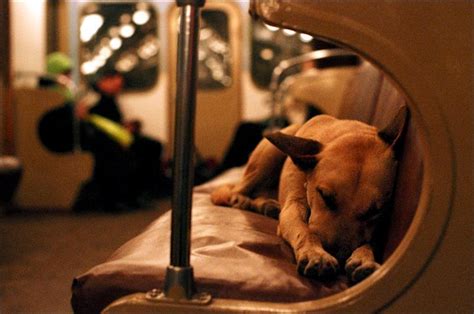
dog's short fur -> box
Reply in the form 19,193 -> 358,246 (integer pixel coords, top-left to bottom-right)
211,108 -> 407,283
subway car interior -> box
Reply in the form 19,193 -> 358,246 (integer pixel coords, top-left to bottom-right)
0,1 -> 472,313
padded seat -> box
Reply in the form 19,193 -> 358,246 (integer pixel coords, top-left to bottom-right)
337,61 -> 383,123
71,169 -> 348,314
71,63 -> 425,313
370,77 -> 424,259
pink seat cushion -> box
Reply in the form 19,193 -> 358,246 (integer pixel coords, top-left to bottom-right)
71,169 -> 348,313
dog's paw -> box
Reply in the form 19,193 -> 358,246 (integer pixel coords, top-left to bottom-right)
261,200 -> 280,219
254,199 -> 280,219
296,247 -> 339,279
345,257 -> 380,283
229,194 -> 252,210
210,184 -> 234,206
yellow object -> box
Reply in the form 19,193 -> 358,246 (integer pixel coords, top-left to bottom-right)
87,114 -> 133,148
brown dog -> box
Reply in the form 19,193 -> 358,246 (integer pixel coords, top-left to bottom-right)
211,108 -> 407,283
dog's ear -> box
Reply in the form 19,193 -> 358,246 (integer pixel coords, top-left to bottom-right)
378,105 -> 408,149
265,131 -> 322,170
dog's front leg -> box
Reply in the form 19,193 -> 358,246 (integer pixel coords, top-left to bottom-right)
279,203 -> 339,279
345,244 -> 380,283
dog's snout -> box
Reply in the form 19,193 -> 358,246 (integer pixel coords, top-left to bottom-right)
322,239 -> 353,262
311,230 -> 345,261
312,220 -> 366,262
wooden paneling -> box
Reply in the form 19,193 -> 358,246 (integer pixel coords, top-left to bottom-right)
14,88 -> 93,210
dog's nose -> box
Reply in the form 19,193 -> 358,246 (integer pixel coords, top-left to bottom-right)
313,229 -> 356,262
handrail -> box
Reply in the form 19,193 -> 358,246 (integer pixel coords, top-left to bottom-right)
268,48 -> 358,129
163,0 -> 206,302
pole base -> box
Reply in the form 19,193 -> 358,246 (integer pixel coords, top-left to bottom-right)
163,266 -> 197,300
145,288 -> 212,306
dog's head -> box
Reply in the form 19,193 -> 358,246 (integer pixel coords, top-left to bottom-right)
266,107 -> 407,261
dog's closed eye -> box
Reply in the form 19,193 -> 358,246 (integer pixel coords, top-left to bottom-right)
317,187 -> 337,211
357,204 -> 382,221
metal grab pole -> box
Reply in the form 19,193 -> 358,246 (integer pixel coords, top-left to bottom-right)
163,0 -> 206,301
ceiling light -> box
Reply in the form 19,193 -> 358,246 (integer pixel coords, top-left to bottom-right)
120,24 -> 135,38
109,37 -> 122,50
299,33 -> 314,43
80,14 -> 104,42
263,23 -> 279,32
282,28 -> 296,36
133,10 -> 150,25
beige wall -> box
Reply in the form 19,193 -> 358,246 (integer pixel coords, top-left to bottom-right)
11,0 -> 46,75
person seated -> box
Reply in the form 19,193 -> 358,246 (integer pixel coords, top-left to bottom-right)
73,70 -> 165,213
36,59 -> 166,212
38,51 -> 75,103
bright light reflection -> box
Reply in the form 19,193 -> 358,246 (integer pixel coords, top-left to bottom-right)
109,27 -> 119,37
282,28 -> 296,36
80,14 -> 104,42
92,56 -> 106,67
133,10 -> 150,25
116,54 -> 138,72
81,61 -> 98,75
99,46 -> 112,59
263,23 -> 279,32
200,28 -> 213,41
120,24 -> 136,38
110,37 -> 122,50
138,39 -> 159,60
299,33 -> 314,43
260,48 -> 274,61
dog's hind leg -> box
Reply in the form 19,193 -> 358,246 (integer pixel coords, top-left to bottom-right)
210,139 -> 285,217
211,125 -> 300,217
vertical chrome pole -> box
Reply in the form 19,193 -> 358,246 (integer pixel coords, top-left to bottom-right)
68,1 -> 81,151
164,0 -> 205,300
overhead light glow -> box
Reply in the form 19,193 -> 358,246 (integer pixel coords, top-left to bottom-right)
120,24 -> 135,38
116,53 -> 138,73
138,38 -> 160,60
99,46 -> 112,59
299,33 -> 314,43
108,27 -> 119,37
198,47 -> 207,61
80,14 -> 104,42
120,13 -> 132,24
282,28 -> 296,36
81,61 -> 98,75
109,37 -> 122,50
92,56 -> 106,67
81,56 -> 106,75
133,10 -> 150,25
263,23 -> 279,32
200,28 -> 213,41
260,48 -> 274,61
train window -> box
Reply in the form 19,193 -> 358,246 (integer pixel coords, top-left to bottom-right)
251,19 -> 316,88
198,10 -> 232,89
79,2 -> 159,90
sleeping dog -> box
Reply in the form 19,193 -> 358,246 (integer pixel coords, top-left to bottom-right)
211,107 -> 407,283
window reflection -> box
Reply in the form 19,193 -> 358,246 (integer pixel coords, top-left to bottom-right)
251,20 -> 316,88
198,10 -> 232,89
79,2 -> 159,90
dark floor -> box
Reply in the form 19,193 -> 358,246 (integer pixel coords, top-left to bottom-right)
0,198 -> 171,313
